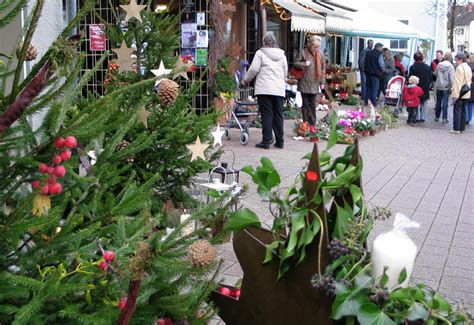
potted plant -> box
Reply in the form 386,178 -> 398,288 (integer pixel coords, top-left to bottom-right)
306,128 -> 320,142
368,120 -> 377,136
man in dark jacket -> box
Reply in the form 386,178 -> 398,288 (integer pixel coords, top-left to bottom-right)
364,42 -> 384,107
358,39 -> 373,105
409,52 -> 431,122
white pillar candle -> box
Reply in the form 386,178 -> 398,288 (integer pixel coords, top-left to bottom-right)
371,213 -> 419,290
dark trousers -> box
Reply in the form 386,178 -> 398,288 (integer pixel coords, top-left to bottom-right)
301,93 -> 317,126
453,99 -> 467,132
257,95 -> 284,145
367,75 -> 380,106
435,90 -> 449,119
407,107 -> 418,124
361,71 -> 367,104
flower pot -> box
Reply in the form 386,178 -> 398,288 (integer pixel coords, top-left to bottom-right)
370,130 -> 376,136
356,131 -> 363,138
362,130 -> 369,137
310,137 -> 318,143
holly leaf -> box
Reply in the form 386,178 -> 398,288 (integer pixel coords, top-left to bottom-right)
224,208 -> 261,231
407,302 -> 429,321
398,267 -> 407,285
357,303 -> 396,325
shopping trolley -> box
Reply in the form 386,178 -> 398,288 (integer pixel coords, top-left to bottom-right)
224,86 -> 259,146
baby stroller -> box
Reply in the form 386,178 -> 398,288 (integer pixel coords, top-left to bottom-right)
383,76 -> 405,111
224,86 -> 259,145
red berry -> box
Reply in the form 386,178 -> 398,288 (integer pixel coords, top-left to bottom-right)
39,163 -> 48,173
218,287 -> 231,296
103,251 -> 116,262
118,297 -> 127,310
32,180 -> 40,189
98,260 -> 108,271
54,137 -> 65,148
64,136 -> 77,149
231,289 -> 241,299
157,319 -> 165,325
40,185 -> 50,195
53,166 -> 66,177
48,176 -> 56,184
52,155 -> 62,164
60,150 -> 71,161
47,167 -> 54,175
49,183 -> 62,195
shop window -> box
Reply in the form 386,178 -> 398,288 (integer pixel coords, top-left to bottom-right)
265,4 -> 288,50
389,39 -> 408,50
222,0 -> 246,48
456,28 -> 464,36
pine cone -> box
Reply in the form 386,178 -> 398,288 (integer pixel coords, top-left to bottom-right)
17,42 -> 38,61
158,79 -> 179,107
188,240 -> 216,268
116,140 -> 134,162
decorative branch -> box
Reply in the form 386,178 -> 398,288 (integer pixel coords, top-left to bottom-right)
0,61 -> 52,135
117,279 -> 142,325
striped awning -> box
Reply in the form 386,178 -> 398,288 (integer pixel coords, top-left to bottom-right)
271,0 -> 326,33
298,0 -> 352,32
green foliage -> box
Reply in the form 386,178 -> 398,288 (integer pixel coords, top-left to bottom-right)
0,2 -> 226,324
214,57 -> 237,95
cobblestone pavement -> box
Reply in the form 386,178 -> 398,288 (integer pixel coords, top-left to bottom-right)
214,101 -> 474,321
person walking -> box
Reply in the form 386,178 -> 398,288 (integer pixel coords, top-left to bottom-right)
408,52 -> 431,123
466,53 -> 474,125
358,39 -> 373,105
364,42 -> 384,107
381,48 -> 396,96
243,34 -> 288,149
450,52 -> 472,134
434,52 -> 454,123
403,76 -> 424,126
431,50 -> 444,83
293,35 -> 326,131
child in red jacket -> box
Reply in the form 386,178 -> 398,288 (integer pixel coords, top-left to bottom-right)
403,76 -> 424,126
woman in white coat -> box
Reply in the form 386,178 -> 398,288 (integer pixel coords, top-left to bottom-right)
243,34 -> 288,149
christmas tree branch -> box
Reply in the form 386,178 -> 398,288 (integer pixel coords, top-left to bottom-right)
0,61 -> 52,135
10,0 -> 44,100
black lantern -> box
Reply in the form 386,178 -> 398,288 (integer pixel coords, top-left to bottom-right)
211,162 -> 240,185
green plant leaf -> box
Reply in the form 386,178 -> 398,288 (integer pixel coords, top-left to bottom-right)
286,214 -> 305,254
327,110 -> 339,150
407,302 -> 429,321
433,294 -> 451,312
357,303 -> 396,325
332,274 -> 373,320
263,241 -> 281,264
390,288 -> 414,305
224,208 -> 261,231
380,267 -> 389,289
398,267 -> 407,285
349,184 -> 361,204
333,203 -> 353,238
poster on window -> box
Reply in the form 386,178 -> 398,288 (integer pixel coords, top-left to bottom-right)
181,23 -> 197,48
196,12 -> 205,25
180,48 -> 197,72
196,48 -> 207,66
196,30 -> 208,48
89,24 -> 106,51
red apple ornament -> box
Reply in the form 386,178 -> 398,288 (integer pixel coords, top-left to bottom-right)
52,155 -> 62,164
54,137 -> 65,148
118,297 -> 127,310
32,180 -> 40,189
64,136 -> 77,148
218,287 -> 232,296
60,150 -> 71,161
103,250 -> 116,262
98,260 -> 108,271
49,183 -> 62,195
53,166 -> 66,177
231,289 -> 241,299
39,163 -> 48,173
40,185 -> 50,195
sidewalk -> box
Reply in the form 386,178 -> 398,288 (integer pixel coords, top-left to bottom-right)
215,102 -> 474,318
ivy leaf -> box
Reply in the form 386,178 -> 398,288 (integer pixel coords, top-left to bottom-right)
398,267 -> 407,285
263,241 -> 280,264
407,302 -> 429,321
224,208 -> 261,231
433,294 -> 451,313
349,184 -> 361,204
357,303 -> 396,325
327,110 -> 339,150
332,275 -> 373,319
380,267 -> 389,289
333,203 -> 353,238
390,288 -> 414,305
285,213 -> 305,254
